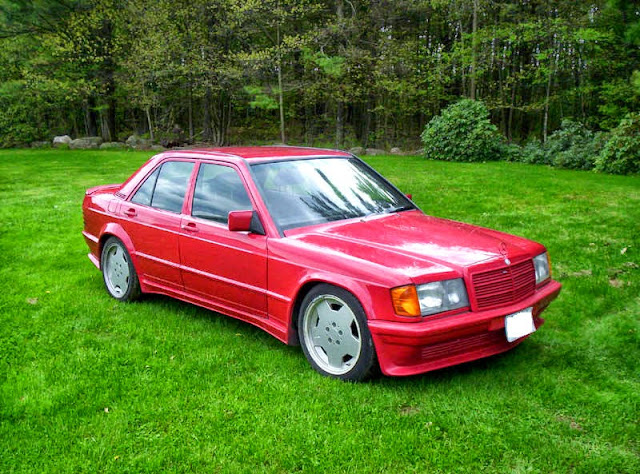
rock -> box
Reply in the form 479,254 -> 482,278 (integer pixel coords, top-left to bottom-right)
365,148 -> 387,156
150,145 -> 166,152
99,142 -> 126,150
126,135 -> 154,150
30,141 -> 50,148
69,137 -> 103,149
390,147 -> 403,155
406,149 -> 424,156
52,135 -> 72,147
349,146 -> 365,155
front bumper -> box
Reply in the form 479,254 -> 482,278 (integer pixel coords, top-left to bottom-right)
368,280 -> 562,376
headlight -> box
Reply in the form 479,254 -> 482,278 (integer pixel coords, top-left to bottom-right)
533,252 -> 550,284
391,278 -> 470,317
416,278 -> 469,316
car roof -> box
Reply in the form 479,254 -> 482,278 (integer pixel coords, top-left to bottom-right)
170,145 -> 352,163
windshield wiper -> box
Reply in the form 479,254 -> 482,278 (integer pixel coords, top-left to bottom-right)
383,204 -> 414,214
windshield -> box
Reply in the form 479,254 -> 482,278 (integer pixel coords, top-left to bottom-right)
251,157 -> 414,231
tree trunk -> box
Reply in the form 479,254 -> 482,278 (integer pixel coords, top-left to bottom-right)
203,88 -> 212,142
470,0 -> 478,100
277,22 -> 286,144
335,0 -> 345,147
145,106 -> 154,141
188,80 -> 194,143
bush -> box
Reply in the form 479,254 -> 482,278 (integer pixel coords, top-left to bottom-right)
515,120 -> 600,170
595,113 -> 640,175
421,99 -> 505,162
547,119 -> 600,170
520,138 -> 551,165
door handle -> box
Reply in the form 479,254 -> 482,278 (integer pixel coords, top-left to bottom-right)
123,208 -> 137,217
181,221 -> 198,232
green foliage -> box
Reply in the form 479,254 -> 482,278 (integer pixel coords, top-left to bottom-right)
243,85 -> 279,110
596,113 -> 640,175
520,138 -> 551,165
546,119 -> 601,170
421,99 -> 504,162
516,120 -> 602,170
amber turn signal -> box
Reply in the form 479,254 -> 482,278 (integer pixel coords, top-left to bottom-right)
391,285 -> 421,317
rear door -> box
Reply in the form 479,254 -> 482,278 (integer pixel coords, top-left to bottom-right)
120,159 -> 195,290
178,162 -> 268,317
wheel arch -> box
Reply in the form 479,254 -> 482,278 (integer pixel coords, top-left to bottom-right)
287,276 -> 373,345
98,224 -> 141,280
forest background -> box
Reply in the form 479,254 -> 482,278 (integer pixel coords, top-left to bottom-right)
0,0 -> 638,172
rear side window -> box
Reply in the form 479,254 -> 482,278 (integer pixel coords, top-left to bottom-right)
131,161 -> 194,213
131,168 -> 159,206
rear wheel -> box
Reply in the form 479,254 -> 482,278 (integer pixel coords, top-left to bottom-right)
101,237 -> 141,301
298,284 -> 377,382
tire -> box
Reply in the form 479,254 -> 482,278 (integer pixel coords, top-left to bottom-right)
298,284 -> 378,382
100,236 -> 141,302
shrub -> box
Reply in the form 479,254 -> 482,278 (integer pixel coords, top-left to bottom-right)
546,119 -> 598,170
595,113 -> 640,175
520,138 -> 551,165
515,120 -> 600,170
421,99 -> 505,162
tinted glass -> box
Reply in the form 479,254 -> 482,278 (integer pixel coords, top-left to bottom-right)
251,157 -> 413,230
192,164 -> 252,224
131,168 -> 159,206
150,161 -> 194,213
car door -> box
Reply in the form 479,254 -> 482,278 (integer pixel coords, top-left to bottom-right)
178,162 -> 268,318
120,159 -> 195,290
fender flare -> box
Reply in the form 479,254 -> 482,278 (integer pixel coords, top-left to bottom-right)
98,223 -> 146,292
286,271 -> 375,345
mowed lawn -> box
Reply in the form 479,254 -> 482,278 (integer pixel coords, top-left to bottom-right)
0,149 -> 638,473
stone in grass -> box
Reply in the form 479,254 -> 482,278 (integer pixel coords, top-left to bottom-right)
69,137 -> 104,149
390,147 -> 403,155
126,135 -> 154,150
52,135 -> 72,147
99,142 -> 126,150
365,148 -> 387,156
349,146 -> 365,155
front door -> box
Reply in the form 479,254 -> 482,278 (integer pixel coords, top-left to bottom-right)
179,162 -> 268,317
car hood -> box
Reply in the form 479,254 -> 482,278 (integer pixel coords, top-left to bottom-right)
284,210 -> 543,281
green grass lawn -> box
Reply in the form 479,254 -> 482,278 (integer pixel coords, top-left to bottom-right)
0,149 -> 638,473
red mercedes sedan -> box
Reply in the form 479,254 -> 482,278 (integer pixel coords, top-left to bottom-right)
82,146 -> 561,381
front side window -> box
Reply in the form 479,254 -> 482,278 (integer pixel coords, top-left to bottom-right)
251,157 -> 413,230
191,163 -> 252,224
131,160 -> 194,213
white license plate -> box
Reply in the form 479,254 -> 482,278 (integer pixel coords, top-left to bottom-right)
505,307 -> 535,342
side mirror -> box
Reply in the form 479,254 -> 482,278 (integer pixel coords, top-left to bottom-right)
228,210 -> 265,235
405,193 -> 413,200
228,210 -> 253,232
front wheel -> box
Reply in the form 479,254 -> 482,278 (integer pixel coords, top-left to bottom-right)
298,284 -> 378,382
100,236 -> 141,301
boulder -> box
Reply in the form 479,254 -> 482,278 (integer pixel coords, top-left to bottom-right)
30,141 -> 51,149
126,135 -> 153,150
150,145 -> 166,152
390,147 -> 403,155
407,149 -> 424,156
349,146 -> 365,155
99,142 -> 126,150
365,148 -> 387,156
52,135 -> 72,148
69,137 -> 103,149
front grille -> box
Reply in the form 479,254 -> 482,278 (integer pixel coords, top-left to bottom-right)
471,259 -> 535,310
